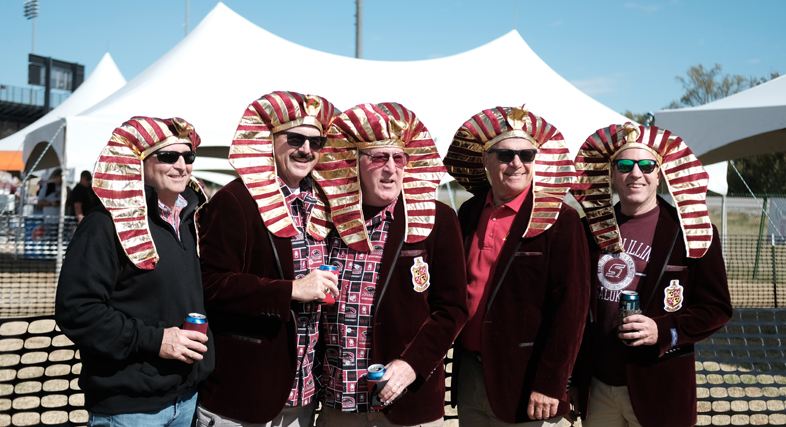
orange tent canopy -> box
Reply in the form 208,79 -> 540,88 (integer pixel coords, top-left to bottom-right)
0,151 -> 24,171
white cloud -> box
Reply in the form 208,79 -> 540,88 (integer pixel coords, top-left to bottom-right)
623,3 -> 662,13
570,74 -> 626,96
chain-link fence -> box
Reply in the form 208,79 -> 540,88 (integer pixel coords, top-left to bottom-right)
0,215 -> 76,319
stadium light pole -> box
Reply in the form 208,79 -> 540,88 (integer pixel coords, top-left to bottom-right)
24,0 -> 39,53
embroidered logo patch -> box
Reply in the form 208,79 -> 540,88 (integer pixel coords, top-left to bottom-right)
664,280 -> 684,312
410,256 -> 430,292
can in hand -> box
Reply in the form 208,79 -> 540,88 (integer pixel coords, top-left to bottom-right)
366,364 -> 387,409
183,313 -> 208,335
318,264 -> 338,306
618,291 -> 641,344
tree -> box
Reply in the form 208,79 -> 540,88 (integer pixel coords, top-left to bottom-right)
622,110 -> 650,124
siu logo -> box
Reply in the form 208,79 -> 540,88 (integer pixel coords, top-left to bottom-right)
343,352 -> 356,366
345,306 -> 358,319
311,249 -> 322,260
342,396 -> 356,408
598,253 -> 636,291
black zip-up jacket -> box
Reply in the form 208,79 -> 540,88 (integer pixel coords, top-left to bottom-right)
55,185 -> 214,414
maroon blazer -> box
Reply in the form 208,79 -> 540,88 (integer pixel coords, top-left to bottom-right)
575,200 -> 732,427
362,198 -> 468,425
196,179 -> 304,423
454,188 -> 590,423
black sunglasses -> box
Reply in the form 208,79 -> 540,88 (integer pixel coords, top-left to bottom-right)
614,159 -> 659,174
154,151 -> 196,164
360,151 -> 411,169
488,148 -> 538,164
283,132 -> 327,151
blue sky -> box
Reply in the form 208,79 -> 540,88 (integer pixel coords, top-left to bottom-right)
1,0 -> 783,115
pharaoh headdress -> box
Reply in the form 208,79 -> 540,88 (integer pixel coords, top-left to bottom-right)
93,116 -> 207,270
313,103 -> 444,252
443,106 -> 576,239
571,123 -> 712,258
228,91 -> 338,240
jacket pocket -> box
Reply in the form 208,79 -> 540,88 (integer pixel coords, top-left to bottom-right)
515,251 -> 543,257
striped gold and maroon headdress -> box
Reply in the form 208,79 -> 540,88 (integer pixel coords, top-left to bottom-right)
444,106 -> 576,239
571,123 -> 712,258
93,116 -> 207,270
228,91 -> 338,240
313,103 -> 444,252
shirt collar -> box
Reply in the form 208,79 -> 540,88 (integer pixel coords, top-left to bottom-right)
484,183 -> 530,213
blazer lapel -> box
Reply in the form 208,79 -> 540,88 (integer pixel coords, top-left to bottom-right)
270,230 -> 296,280
637,202 -> 680,313
484,188 -> 534,314
373,197 -> 406,313
462,192 -> 488,259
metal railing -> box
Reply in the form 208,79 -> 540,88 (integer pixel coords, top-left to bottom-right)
0,84 -> 70,108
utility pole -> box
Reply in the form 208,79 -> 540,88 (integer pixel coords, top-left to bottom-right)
356,0 -> 363,59
24,0 -> 38,53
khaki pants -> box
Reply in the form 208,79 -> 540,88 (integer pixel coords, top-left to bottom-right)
456,348 -> 566,427
582,377 -> 642,427
316,405 -> 442,427
196,402 -> 316,427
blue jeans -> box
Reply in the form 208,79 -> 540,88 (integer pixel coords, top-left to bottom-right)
88,387 -> 198,427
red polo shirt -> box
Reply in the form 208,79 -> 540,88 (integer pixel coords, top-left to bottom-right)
459,185 -> 530,353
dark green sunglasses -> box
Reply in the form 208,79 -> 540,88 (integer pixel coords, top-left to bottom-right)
614,159 -> 658,174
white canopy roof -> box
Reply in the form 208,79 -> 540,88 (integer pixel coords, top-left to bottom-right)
0,53 -> 126,166
16,2 -> 635,186
656,74 -> 786,164
8,2 -> 727,194
655,75 -> 786,195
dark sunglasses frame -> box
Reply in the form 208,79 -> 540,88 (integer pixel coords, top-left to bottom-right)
154,151 -> 197,164
488,148 -> 538,164
359,151 -> 411,169
614,159 -> 659,174
283,132 -> 327,151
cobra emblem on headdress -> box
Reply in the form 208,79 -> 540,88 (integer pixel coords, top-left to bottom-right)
304,95 -> 322,117
507,107 -> 529,131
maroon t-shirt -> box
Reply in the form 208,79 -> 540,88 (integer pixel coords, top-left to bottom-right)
593,205 -> 659,386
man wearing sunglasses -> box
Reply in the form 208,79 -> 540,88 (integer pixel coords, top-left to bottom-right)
312,103 -> 468,427
196,92 -> 340,426
56,117 -> 213,426
444,106 -> 590,427
571,124 -> 731,427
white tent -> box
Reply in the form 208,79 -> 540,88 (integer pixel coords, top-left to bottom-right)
21,2 -> 635,187
0,53 -> 127,173
655,74 -> 786,195
656,74 -> 786,165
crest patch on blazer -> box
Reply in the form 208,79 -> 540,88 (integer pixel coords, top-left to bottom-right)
664,280 -> 684,312
411,256 -> 431,292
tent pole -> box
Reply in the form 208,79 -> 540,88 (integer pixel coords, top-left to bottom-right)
721,194 -> 727,260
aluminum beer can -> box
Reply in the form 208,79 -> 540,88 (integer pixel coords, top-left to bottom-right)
367,364 -> 387,409
183,313 -> 208,335
367,364 -> 386,381
620,291 -> 640,311
318,265 -> 338,305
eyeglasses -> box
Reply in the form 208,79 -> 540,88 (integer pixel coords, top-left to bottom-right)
359,151 -> 411,169
614,159 -> 659,174
283,132 -> 327,151
488,148 -> 538,164
154,151 -> 197,164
